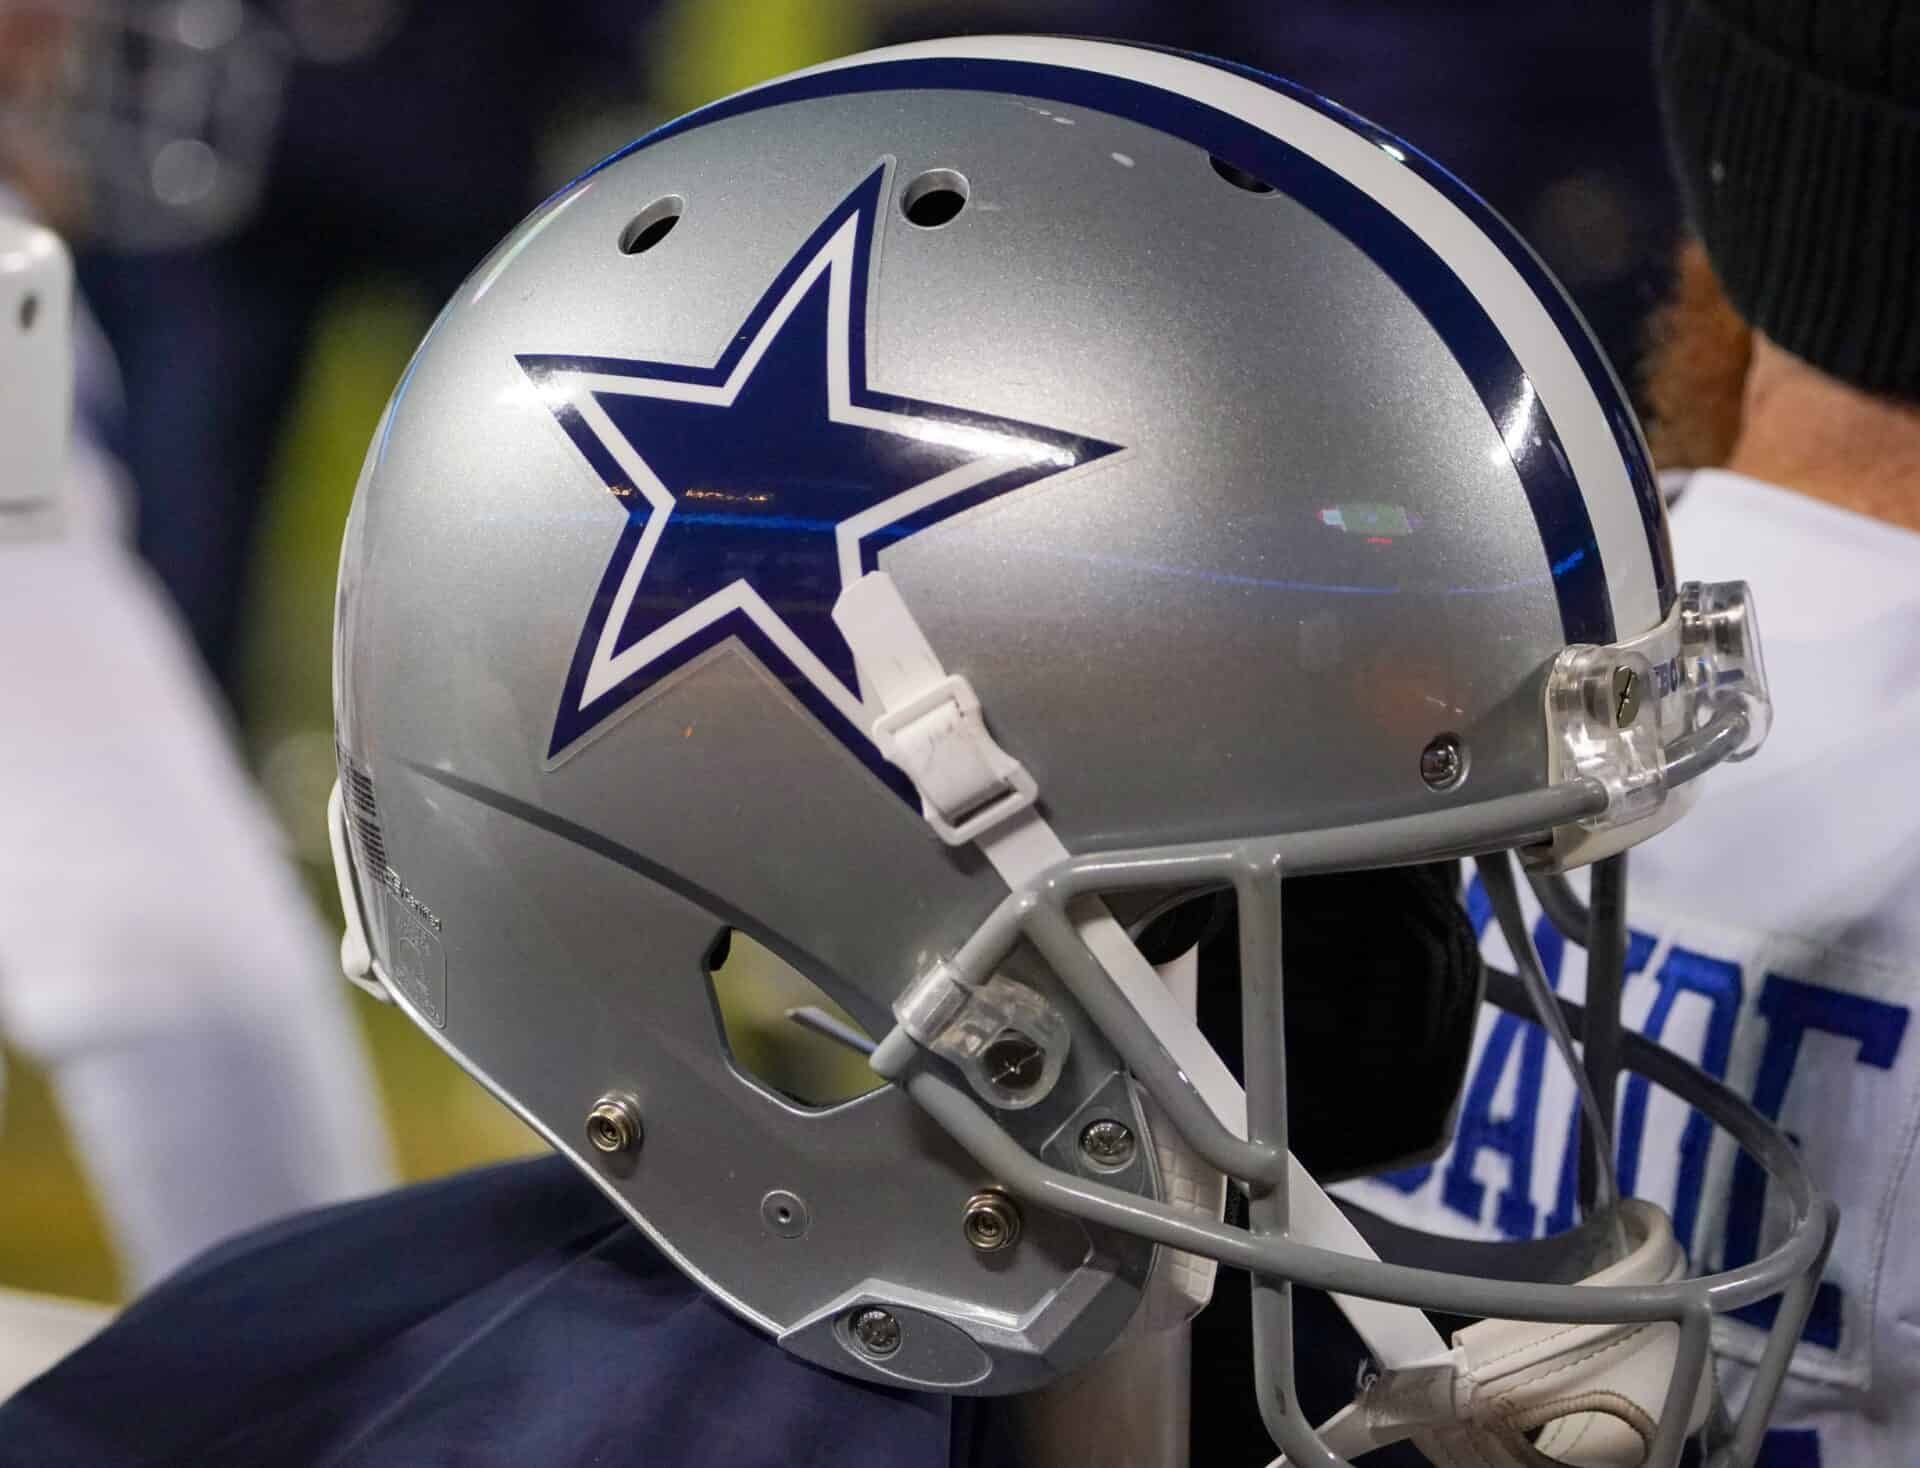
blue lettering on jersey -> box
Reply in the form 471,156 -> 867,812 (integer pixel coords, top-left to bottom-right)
1614,943 -> 1741,1249
1383,887 -> 1909,1366
1362,888 -> 1914,1464
519,165 -> 1120,786
1541,927 -> 1664,1237
1756,1427 -> 1822,1467
1434,898 -> 1562,1238
1380,879 -> 1561,1232
1725,974 -> 1908,1349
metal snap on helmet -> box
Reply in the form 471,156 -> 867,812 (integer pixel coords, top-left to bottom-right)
329,37 -> 1827,1468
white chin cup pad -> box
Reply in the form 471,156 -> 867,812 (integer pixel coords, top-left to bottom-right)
1131,944 -> 1225,1334
1397,1200 -> 1710,1468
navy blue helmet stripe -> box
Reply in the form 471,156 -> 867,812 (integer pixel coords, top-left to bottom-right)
581,51 -> 1626,645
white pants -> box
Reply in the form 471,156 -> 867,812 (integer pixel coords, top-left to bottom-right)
0,512 -> 392,1290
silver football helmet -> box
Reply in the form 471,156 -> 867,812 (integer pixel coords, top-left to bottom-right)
329,37 -> 1828,1467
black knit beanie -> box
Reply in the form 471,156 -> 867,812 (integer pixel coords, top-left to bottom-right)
1655,0 -> 1920,397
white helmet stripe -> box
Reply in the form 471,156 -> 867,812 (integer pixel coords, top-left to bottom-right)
672,34 -> 1666,638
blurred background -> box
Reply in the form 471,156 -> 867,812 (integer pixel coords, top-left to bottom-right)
0,0 -> 1680,1305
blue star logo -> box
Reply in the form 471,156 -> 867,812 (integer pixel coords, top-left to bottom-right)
520,165 -> 1121,796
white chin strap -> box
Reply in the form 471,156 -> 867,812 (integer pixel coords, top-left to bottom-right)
327,781 -> 396,1006
1298,1200 -> 1710,1468
833,572 -> 1446,1366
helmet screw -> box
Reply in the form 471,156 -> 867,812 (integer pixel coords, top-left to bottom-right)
1078,1118 -> 1137,1171
1419,733 -> 1466,791
760,1189 -> 810,1239
585,1093 -> 643,1155
962,1189 -> 1022,1252
980,1031 -> 1046,1096
1611,664 -> 1642,727
849,1307 -> 902,1359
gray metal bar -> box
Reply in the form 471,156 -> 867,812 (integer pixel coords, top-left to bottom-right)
893,1039 -> 1828,1467
865,696 -> 1795,1463
1479,851 -> 1620,1216
1717,1199 -> 1839,1467
1700,1394 -> 1740,1467
933,704 -> 1749,1018
1527,869 -> 1590,949
1234,853 -> 1321,1462
876,852 -> 1820,1324
1019,897 -> 1290,1186
1581,854 -> 1630,1211
1020,701 -> 1741,903
895,1050 -> 1821,1324
873,938 -> 1829,1468
1645,1304 -> 1713,1468
1480,969 -> 1817,1224
1265,1392 -> 1345,1468
786,1005 -> 877,1056
1037,780 -> 1607,894
1664,705 -> 1750,787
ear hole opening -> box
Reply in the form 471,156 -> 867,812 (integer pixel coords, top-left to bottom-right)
619,195 -> 684,255
705,928 -> 884,1108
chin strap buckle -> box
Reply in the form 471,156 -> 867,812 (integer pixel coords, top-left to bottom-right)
835,572 -> 1038,845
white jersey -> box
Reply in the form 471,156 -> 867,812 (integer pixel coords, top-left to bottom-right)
1342,470 -> 1920,1467
0,207 -> 392,1292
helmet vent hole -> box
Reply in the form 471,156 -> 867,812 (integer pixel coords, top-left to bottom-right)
17,293 -> 38,331
618,195 -> 684,255
1208,155 -> 1276,195
901,169 -> 969,228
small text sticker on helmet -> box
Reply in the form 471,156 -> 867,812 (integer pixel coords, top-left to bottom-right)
380,887 -> 446,1029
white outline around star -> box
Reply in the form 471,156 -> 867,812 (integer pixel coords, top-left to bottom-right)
534,207 -> 1078,735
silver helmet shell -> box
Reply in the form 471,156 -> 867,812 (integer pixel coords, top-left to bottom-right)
332,37 -> 1817,1460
